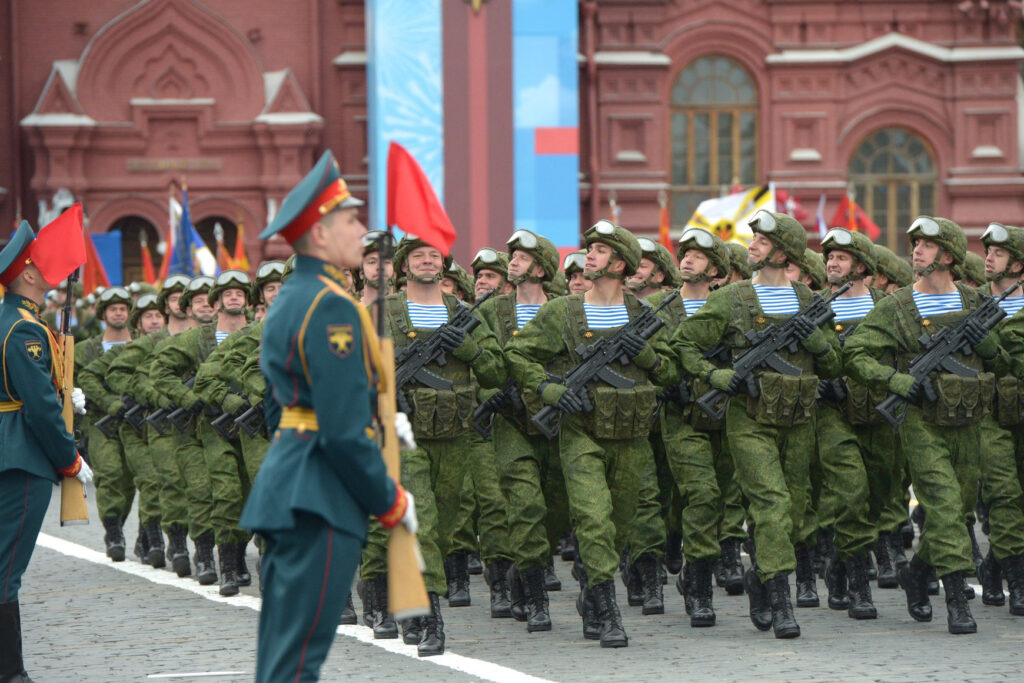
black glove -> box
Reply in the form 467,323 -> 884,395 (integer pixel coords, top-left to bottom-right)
438,325 -> 467,353
789,316 -> 817,341
905,376 -> 936,406
619,329 -> 647,359
962,317 -> 991,349
557,390 -> 585,415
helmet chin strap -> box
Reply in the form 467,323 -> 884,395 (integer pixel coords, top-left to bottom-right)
679,265 -> 714,283
583,267 -> 624,281
751,243 -> 786,271
412,272 -> 442,285
914,247 -> 952,278
508,273 -> 544,286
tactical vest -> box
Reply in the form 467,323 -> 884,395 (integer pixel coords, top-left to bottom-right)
725,280 -> 820,427
386,291 -> 476,439
831,287 -> 891,425
986,293 -> 1024,427
889,284 -> 994,426
560,292 -> 658,440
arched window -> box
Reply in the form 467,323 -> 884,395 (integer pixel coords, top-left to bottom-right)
109,215 -> 159,285
848,128 -> 937,255
669,55 -> 758,226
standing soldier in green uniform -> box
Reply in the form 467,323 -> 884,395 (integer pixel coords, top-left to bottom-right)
239,151 -> 417,682
475,230 -> 569,632
845,216 -> 997,635
563,250 -> 592,295
359,231 -> 395,310
506,220 -> 678,648
0,222 -> 92,681
670,211 -> 842,639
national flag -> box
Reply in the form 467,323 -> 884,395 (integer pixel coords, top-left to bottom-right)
658,195 -> 672,251
830,195 -> 881,241
29,203 -> 88,286
140,231 -> 157,284
167,188 -> 218,277
232,221 -> 250,272
386,141 -> 456,256
816,194 -> 828,241
776,189 -> 809,222
156,194 -> 178,282
215,222 -> 235,270
81,228 -> 111,294
685,183 -> 775,245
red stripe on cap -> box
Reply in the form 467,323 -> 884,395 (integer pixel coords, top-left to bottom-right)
0,254 -> 32,287
279,179 -> 353,244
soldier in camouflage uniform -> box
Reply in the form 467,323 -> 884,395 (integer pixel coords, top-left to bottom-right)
475,230 -> 569,632
563,250 -> 592,295
845,216 -> 998,635
670,211 -> 843,639
506,220 -> 678,648
358,231 -> 395,310
961,251 -> 987,289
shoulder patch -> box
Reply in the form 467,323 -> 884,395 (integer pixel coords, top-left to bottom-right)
327,324 -> 355,358
25,339 -> 44,360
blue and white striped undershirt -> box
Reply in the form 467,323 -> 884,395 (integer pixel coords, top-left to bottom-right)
584,303 -> 629,330
407,302 -> 449,329
682,299 -> 706,317
752,284 -> 800,315
996,294 -> 1024,317
215,330 -> 231,345
830,295 -> 875,322
912,291 -> 962,317
515,303 -> 541,329
101,340 -> 127,352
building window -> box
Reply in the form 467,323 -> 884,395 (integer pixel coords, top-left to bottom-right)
848,128 -> 937,255
669,55 -> 758,227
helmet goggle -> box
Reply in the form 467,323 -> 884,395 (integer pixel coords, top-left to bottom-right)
362,230 -> 396,249
982,223 -> 1009,244
187,277 -> 214,292
136,293 -> 159,309
215,270 -> 251,288
256,261 -> 285,279
563,253 -> 586,271
163,274 -> 190,289
907,216 -> 941,238
128,282 -> 142,294
822,228 -> 854,247
99,287 -> 130,303
473,248 -> 501,265
591,220 -> 616,236
749,210 -> 777,233
507,229 -> 539,250
637,237 -> 658,254
679,228 -> 714,250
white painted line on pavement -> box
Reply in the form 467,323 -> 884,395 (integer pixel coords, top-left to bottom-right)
148,673 -> 247,679
37,533 -> 556,683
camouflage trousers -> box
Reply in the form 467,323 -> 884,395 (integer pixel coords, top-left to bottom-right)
625,430 -> 667,561
149,428 -> 189,529
898,408 -> 977,576
852,421 -> 901,535
86,423 -> 135,522
715,431 -> 748,544
199,422 -> 250,545
559,416 -> 647,587
493,415 -> 570,571
174,428 -> 215,540
120,422 -> 160,525
725,401 -> 812,583
980,415 -> 1024,559
450,431 -> 513,564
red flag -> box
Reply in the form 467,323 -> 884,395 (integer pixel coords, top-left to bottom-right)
829,195 -> 881,241
217,240 -> 235,270
658,202 -> 672,251
141,238 -> 157,284
28,203 -> 87,286
386,142 -> 456,256
233,222 -> 250,272
80,230 -> 111,294
776,189 -> 810,222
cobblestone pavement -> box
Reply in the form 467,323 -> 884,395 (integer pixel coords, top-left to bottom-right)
18,485 -> 1024,682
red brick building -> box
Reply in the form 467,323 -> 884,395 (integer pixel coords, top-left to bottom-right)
1,0 -> 1022,280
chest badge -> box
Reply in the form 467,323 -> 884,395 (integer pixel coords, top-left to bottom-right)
24,340 -> 43,360
327,324 -> 355,358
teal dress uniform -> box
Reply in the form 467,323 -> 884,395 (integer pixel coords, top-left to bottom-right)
241,151 -> 407,683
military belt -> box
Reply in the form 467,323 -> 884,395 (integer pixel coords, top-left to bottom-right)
0,400 -> 24,412
278,407 -> 318,432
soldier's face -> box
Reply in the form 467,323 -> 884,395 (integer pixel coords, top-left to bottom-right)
784,262 -> 803,282
475,269 -> 504,297
140,309 -> 164,333
826,250 -> 855,281
585,242 -> 614,273
361,253 -> 392,285
568,271 -> 592,294
679,249 -> 710,279
262,281 -> 281,308
190,294 -> 214,322
406,246 -> 443,278
747,234 -> 773,265
321,208 -> 366,270
627,258 -> 660,287
220,288 -> 248,314
912,238 -> 947,270
166,291 -> 186,318
507,250 -> 536,280
439,277 -> 457,295
984,245 -> 1022,278
104,303 -> 130,329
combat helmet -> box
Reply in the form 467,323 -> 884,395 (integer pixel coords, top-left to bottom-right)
545,270 -> 568,297
726,242 -> 752,280
562,249 -> 586,277
130,292 -> 165,329
629,237 -> 679,290
156,274 -> 190,312
208,269 -> 252,305
95,286 -> 132,319
394,235 -> 453,284
957,251 -> 987,286
445,261 -> 476,301
821,227 -> 877,284
748,210 -> 807,269
179,276 -> 214,311
128,281 -> 158,298
251,260 -> 285,305
470,248 -> 509,280
359,230 -> 396,291
799,248 -> 827,290
906,215 -> 967,277
583,220 -> 641,278
506,230 -> 559,284
981,222 -> 1024,281
677,228 -> 731,283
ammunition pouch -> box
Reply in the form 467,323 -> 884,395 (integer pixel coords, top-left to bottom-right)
840,380 -> 889,426
923,372 -> 994,427
683,376 -> 723,431
407,385 -> 476,439
587,384 -> 658,440
996,376 -> 1024,428
746,372 -> 818,427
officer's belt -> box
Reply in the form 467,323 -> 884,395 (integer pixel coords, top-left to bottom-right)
0,400 -> 24,412
279,406 -> 318,432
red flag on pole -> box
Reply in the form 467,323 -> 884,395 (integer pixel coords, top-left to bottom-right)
80,230 -> 111,294
829,195 -> 881,241
28,203 -> 87,286
386,142 -> 456,256
140,233 -> 157,284
233,221 -> 250,272
657,191 -> 672,251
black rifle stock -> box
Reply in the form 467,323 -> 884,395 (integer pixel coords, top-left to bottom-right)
875,280 -> 1022,430
472,379 -> 524,438
695,282 -> 853,421
234,401 -> 265,439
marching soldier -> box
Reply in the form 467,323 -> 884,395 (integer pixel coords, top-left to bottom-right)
442,261 -> 477,302
359,231 -> 395,310
471,248 -> 512,300
0,222 -> 92,682
563,250 -> 592,295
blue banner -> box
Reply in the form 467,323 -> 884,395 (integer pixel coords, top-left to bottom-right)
91,232 -> 123,286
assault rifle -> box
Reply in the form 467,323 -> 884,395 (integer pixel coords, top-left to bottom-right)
695,282 -> 852,421
94,396 -> 146,438
394,290 -> 493,413
234,401 -> 265,439
530,291 -> 679,439
146,376 -> 194,435
660,340 -> 731,409
211,406 -> 245,441
875,280 -> 1022,430
472,379 -> 526,438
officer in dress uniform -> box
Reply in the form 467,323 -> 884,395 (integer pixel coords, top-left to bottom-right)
0,221 -> 93,682
239,151 -> 417,682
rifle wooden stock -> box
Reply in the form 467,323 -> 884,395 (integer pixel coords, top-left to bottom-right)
60,332 -> 89,526
380,337 -> 430,620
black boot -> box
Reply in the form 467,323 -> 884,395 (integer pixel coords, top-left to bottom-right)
575,563 -> 601,640
236,542 -> 251,587
635,553 -> 664,615
794,546 -> 819,607
676,561 -> 695,616
144,521 -> 166,568
545,556 -> 561,591
926,564 -> 940,596
484,559 -> 512,618
899,519 -> 916,549
766,573 -> 800,639
166,524 -> 191,577
825,552 -> 850,610
357,579 -> 371,626
814,528 -> 835,579
979,548 -> 1005,606
560,530 -> 577,562
690,559 -> 716,627
875,533 -> 898,588
1002,553 -> 1024,616
744,567 -> 772,631
218,543 -> 239,597
719,537 -> 745,595
401,617 -> 423,645
590,579 -> 628,648
0,600 -> 31,683
102,516 -> 126,562
134,520 -> 151,565
664,530 -> 683,575
621,551 -> 643,607
444,552 -> 471,607
195,532 -> 217,586
467,551 -> 483,575
507,564 -> 526,622
846,553 -> 877,619
340,593 -> 357,625
368,573 -> 398,639
520,566 -> 552,632
940,571 -> 977,634
898,554 -> 933,622
418,592 -> 445,657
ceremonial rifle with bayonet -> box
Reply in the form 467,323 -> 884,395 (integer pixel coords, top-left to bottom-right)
59,266 -> 89,525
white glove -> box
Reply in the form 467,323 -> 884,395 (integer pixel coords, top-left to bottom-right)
400,491 -> 418,535
394,412 -> 417,451
71,387 -> 87,415
76,459 -> 94,486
